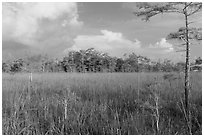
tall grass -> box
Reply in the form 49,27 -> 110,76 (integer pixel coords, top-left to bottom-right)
2,72 -> 202,135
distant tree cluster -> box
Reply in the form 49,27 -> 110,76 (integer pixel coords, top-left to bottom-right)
2,48 -> 202,73
3,59 -> 25,73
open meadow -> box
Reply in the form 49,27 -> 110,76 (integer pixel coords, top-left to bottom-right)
2,72 -> 202,135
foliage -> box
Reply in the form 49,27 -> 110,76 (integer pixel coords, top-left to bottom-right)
2,48 -> 202,73
167,27 -> 202,41
134,2 -> 202,21
195,57 -> 202,65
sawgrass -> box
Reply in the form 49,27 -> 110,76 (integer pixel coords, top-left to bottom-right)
2,72 -> 202,135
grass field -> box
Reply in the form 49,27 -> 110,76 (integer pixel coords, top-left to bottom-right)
2,72 -> 202,135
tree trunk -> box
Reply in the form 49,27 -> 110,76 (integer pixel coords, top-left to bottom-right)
184,3 -> 191,134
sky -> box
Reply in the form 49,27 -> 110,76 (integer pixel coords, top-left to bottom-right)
2,2 -> 202,62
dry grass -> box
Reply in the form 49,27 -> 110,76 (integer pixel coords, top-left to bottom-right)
2,72 -> 202,135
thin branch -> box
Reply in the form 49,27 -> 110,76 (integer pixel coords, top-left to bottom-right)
183,2 -> 193,10
176,50 -> 186,52
187,6 -> 202,16
187,21 -> 195,25
174,43 -> 186,47
180,37 -> 188,43
162,9 -> 183,14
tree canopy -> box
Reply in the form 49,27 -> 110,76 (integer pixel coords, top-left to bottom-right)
134,2 -> 202,21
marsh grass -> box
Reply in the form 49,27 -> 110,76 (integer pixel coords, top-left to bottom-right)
2,72 -> 202,135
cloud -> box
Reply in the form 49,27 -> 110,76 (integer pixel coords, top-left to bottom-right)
66,30 -> 183,61
144,38 -> 183,61
2,2 -> 83,46
148,38 -> 174,53
66,30 -> 142,57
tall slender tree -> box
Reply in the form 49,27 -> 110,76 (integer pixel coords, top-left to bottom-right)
134,2 -> 202,134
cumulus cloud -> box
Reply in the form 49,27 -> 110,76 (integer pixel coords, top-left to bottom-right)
148,38 -> 174,53
66,30 -> 142,57
137,38 -> 179,61
66,30 -> 180,61
2,2 -> 82,46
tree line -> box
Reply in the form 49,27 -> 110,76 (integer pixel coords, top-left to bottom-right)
2,48 -> 202,73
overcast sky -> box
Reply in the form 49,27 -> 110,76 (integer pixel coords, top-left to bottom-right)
2,2 -> 202,62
